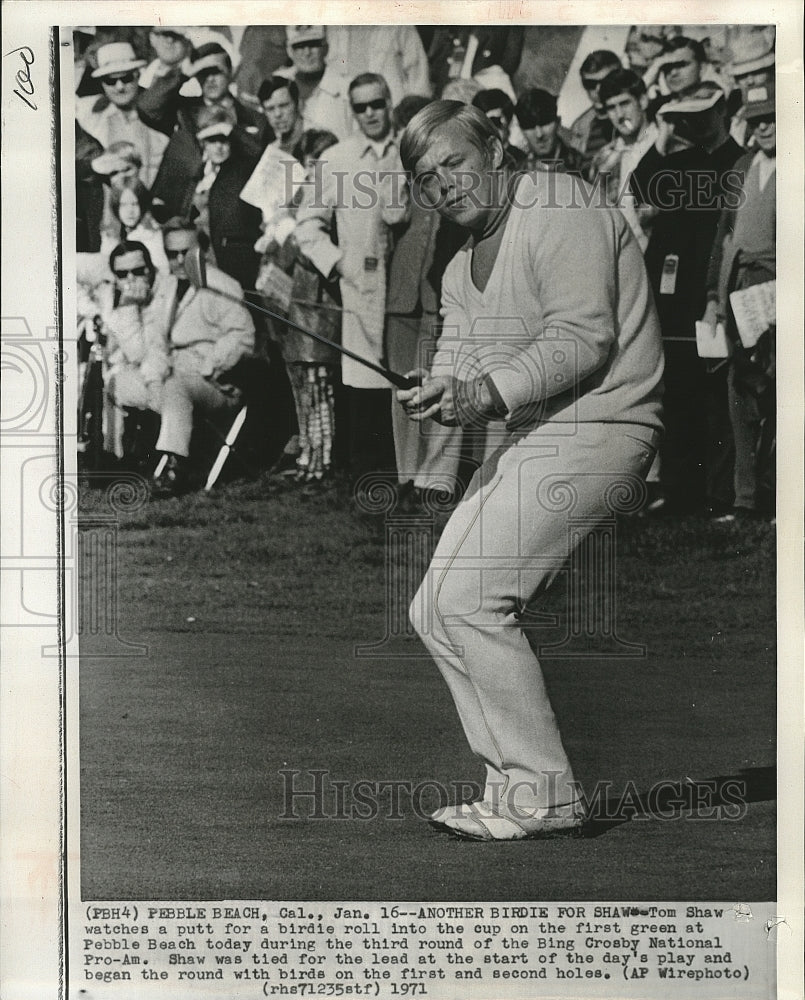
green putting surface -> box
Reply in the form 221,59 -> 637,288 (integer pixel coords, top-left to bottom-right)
78,478 -> 776,900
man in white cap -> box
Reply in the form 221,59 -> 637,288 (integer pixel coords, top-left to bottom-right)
631,81 -> 743,519
140,41 -> 268,220
724,28 -> 775,147
75,41 -> 168,186
274,27 -> 354,139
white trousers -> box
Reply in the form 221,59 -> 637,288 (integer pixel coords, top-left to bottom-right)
410,420 -> 659,812
156,371 -> 239,458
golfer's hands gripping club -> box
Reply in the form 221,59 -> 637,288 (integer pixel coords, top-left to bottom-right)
398,370 -> 503,425
398,370 -> 461,425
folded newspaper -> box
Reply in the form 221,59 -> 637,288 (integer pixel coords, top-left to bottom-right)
729,280 -> 776,349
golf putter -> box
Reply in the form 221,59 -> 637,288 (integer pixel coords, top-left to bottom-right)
184,247 -> 422,391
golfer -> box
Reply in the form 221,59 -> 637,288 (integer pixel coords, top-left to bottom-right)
397,101 -> 664,841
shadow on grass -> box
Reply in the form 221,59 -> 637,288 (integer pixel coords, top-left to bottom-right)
581,766 -> 775,837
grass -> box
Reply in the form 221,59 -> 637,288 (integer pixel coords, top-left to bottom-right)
78,472 -> 776,901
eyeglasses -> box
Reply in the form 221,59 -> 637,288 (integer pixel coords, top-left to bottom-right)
104,72 -> 138,86
113,265 -> 149,278
351,98 -> 387,114
165,248 -> 191,260
291,40 -> 324,50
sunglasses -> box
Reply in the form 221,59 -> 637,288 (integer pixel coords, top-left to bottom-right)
291,40 -> 324,50
352,98 -> 387,114
114,265 -> 149,278
104,72 -> 138,86
165,248 -> 192,259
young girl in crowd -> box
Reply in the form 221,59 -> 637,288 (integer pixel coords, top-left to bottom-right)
103,177 -> 170,274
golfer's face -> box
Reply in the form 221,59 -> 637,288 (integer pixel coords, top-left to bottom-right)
413,121 -> 499,228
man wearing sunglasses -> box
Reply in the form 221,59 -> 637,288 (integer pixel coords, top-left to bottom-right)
140,41 -> 268,221
75,41 -> 168,187
150,219 -> 255,498
567,49 -> 622,171
95,241 -> 173,464
294,72 -> 408,489
272,26 -> 354,139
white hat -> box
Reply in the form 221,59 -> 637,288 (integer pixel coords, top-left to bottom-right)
728,29 -> 776,77
91,42 -> 146,79
286,26 -> 326,47
197,120 -> 234,141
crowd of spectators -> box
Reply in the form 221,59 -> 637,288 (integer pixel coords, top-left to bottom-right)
75,23 -> 777,520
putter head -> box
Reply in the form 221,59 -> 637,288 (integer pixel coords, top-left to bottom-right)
184,245 -> 208,289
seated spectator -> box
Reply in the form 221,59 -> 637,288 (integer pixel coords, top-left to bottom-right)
274,27 -> 354,139
326,26 -> 431,106
514,88 -> 584,174
472,89 -> 527,169
75,41 -> 169,186
100,241 -> 173,463
568,49 -> 622,166
140,41 -> 269,220
704,84 -> 776,520
102,177 -> 169,273
191,108 -> 263,290
151,219 -> 256,498
592,68 -> 658,250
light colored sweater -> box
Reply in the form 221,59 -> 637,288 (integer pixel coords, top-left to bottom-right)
434,171 -> 664,432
